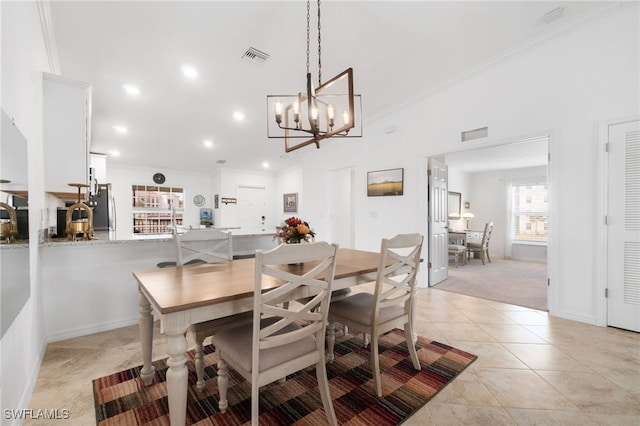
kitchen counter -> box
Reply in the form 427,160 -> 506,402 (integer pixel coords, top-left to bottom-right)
38,228 -> 279,341
0,240 -> 29,249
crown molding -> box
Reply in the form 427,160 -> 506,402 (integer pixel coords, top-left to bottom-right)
37,0 -> 60,75
367,2 -> 621,123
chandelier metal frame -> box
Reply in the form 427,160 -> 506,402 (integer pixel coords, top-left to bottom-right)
267,0 -> 361,153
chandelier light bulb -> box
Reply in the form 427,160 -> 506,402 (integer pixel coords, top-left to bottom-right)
311,104 -> 319,131
327,104 -> 335,128
293,99 -> 300,123
274,99 -> 282,124
343,110 -> 350,125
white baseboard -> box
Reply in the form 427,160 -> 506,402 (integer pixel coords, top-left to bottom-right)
8,338 -> 48,426
504,255 -> 547,264
552,309 -> 598,326
46,316 -> 139,343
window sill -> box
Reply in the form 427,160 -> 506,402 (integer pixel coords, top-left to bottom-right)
512,240 -> 547,246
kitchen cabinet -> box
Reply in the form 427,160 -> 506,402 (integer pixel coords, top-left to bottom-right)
43,73 -> 92,194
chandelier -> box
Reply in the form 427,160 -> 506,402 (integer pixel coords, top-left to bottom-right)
267,0 -> 362,153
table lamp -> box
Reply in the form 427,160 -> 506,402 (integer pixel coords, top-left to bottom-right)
461,212 -> 474,231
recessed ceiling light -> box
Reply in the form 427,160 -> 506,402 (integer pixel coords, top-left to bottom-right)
182,64 -> 198,79
233,111 -> 245,121
122,84 -> 140,96
109,150 -> 121,157
262,161 -> 270,168
203,139 -> 214,148
112,125 -> 128,134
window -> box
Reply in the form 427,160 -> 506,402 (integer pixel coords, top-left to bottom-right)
512,183 -> 548,243
132,185 -> 184,235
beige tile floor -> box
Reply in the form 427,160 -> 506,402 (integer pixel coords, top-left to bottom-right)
26,287 -> 640,425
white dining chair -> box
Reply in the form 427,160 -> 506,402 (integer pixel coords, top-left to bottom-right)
327,233 -> 424,397
467,222 -> 494,264
158,227 -> 252,389
211,241 -> 339,426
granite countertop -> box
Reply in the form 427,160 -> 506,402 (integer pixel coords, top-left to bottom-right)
0,240 -> 29,249
38,228 -> 276,247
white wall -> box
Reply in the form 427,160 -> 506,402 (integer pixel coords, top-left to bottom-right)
299,6 -> 639,323
275,165 -> 303,225
0,0 -> 50,418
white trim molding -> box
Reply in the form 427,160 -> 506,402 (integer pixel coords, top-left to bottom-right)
37,0 -> 60,75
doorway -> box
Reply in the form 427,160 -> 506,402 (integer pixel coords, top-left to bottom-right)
426,136 -> 551,311
327,167 -> 355,248
237,186 -> 266,230
605,119 -> 640,332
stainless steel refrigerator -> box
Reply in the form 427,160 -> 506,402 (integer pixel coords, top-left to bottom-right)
89,183 -> 116,231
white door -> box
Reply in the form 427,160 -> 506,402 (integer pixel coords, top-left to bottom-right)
328,167 -> 354,248
237,186 -> 266,230
428,158 -> 448,285
607,120 -> 640,332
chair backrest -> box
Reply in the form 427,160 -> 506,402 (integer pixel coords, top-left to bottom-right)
372,233 -> 424,324
252,241 -> 339,380
175,227 -> 233,266
481,222 -> 494,249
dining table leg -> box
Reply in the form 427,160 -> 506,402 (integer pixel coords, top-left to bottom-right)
164,312 -> 190,426
138,291 -> 155,386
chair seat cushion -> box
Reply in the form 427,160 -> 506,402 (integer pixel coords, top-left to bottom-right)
297,287 -> 352,305
448,244 -> 466,252
467,242 -> 482,249
210,317 -> 316,373
329,292 -> 405,326
191,311 -> 253,339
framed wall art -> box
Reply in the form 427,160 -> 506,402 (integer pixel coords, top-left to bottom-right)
283,192 -> 298,213
448,191 -> 461,218
367,168 -> 404,196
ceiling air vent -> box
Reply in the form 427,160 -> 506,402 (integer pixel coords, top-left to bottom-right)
461,127 -> 488,142
241,47 -> 269,64
544,7 -> 564,24
216,160 -> 226,164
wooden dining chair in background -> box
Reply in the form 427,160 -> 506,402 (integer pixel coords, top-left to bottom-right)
467,222 -> 494,264
326,233 -> 424,397
157,227 -> 252,389
211,241 -> 339,426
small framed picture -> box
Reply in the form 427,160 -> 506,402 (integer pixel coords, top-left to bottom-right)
283,193 -> 298,213
214,194 -> 219,209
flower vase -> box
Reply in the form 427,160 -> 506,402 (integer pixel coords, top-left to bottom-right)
286,240 -> 304,266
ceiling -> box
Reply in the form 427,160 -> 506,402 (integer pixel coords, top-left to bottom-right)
49,1 -> 608,175
445,137 -> 549,173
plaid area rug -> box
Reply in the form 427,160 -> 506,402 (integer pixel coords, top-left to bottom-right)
93,329 -> 476,425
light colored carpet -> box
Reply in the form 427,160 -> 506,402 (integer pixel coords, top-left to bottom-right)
435,257 -> 548,311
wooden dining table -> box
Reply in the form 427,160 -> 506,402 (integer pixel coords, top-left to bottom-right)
133,247 -> 384,425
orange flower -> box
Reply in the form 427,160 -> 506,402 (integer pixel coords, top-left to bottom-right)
296,224 -> 310,235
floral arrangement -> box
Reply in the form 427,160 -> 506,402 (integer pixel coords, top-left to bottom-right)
276,217 -> 316,244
